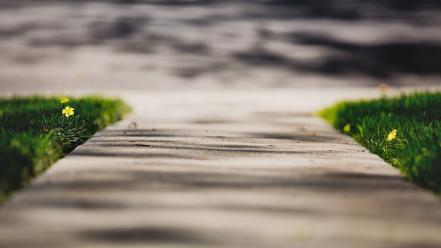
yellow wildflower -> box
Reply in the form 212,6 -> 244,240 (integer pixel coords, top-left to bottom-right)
387,129 -> 397,141
343,123 -> 351,133
60,96 -> 70,104
62,106 -> 75,117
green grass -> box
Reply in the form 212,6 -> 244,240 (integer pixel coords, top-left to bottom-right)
0,96 -> 131,203
320,92 -> 441,193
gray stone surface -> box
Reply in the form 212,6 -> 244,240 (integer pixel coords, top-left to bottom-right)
1,90 -> 441,248
1,1 -> 441,91
1,1 -> 441,246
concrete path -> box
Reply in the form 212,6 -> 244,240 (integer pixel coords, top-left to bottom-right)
1,90 -> 441,248
1,1 -> 441,91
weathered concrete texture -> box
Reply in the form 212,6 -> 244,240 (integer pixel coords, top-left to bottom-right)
1,90 -> 441,248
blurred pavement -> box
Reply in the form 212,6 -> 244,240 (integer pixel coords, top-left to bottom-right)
1,0 -> 441,92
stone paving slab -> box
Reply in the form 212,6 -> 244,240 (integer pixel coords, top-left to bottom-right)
1,90 -> 441,248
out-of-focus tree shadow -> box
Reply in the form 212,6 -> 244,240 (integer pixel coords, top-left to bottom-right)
234,32 -> 441,78
1,0 -> 441,86
291,33 -> 441,78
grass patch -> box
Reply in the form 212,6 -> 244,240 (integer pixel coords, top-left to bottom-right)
319,92 -> 441,193
0,96 -> 131,203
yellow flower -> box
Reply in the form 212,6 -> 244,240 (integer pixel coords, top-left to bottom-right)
62,106 -> 75,117
387,129 -> 397,141
343,123 -> 351,133
60,96 -> 70,104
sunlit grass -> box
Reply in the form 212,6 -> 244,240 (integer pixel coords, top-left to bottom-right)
0,96 -> 131,203
320,92 -> 441,193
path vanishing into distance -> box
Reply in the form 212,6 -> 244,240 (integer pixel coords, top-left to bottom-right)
2,0 -> 441,90
1,0 -> 441,247
1,89 -> 441,248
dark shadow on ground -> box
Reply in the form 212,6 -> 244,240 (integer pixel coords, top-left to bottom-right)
26,169 -> 410,193
2,0 -> 441,86
233,33 -> 441,78
80,226 -> 216,245
91,128 -> 348,145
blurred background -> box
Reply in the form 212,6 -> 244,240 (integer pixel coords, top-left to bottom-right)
0,0 -> 440,92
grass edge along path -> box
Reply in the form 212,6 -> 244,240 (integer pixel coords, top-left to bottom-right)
0,96 -> 131,203
319,92 -> 441,193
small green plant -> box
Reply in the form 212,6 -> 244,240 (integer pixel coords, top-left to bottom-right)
320,92 -> 441,193
0,96 -> 131,203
